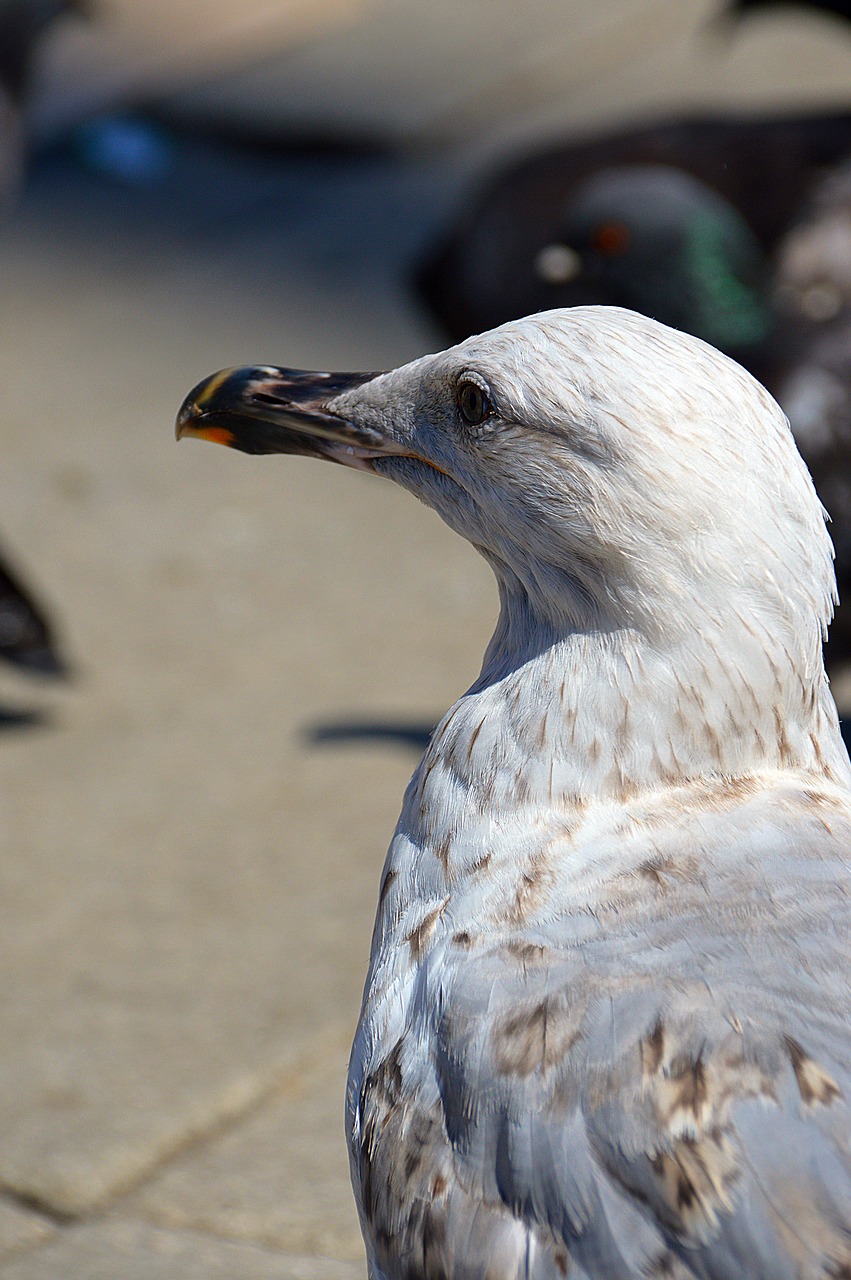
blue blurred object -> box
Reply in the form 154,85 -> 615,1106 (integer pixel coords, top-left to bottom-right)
74,116 -> 174,184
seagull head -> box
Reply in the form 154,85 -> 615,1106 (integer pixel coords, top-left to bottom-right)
178,307 -> 833,654
178,306 -> 851,783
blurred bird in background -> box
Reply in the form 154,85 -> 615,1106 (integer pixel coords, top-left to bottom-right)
0,0 -> 86,679
416,114 -> 851,347
770,162 -> 851,656
417,109 -> 851,666
0,0 -> 88,202
0,557 -> 66,676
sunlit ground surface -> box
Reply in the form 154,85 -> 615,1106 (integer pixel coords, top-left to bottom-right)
0,140 -> 496,1276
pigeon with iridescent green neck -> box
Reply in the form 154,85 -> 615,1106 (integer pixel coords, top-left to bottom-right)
530,166 -> 772,362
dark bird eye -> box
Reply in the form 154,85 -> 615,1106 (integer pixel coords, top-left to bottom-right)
458,380 -> 490,426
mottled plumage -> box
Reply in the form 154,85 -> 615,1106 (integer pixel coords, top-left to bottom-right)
178,308 -> 851,1279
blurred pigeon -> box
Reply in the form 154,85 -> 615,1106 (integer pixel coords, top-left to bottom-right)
416,114 -> 851,344
766,161 -> 851,657
480,164 -> 773,368
417,119 -> 851,666
0,0 -> 84,677
0,552 -> 65,674
774,158 -> 851,323
0,0 -> 89,201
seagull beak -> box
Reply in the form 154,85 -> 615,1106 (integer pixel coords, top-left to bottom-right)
175,365 -> 404,471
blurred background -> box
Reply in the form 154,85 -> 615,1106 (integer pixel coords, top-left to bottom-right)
0,2 -> 850,1276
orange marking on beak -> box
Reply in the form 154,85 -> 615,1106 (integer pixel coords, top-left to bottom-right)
183,424 -> 237,447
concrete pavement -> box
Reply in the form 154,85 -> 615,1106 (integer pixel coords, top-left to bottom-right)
0,142 -> 493,1274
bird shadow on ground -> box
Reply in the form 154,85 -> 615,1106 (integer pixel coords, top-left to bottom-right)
309,718 -> 851,758
305,719 -> 435,753
0,705 -> 50,730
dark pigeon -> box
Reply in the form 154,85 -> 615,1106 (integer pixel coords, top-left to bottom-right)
0,0 -> 86,677
416,115 -> 851,666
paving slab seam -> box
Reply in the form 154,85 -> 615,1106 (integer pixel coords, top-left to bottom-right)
0,1187 -> 73,1228
0,1213 -> 367,1278
0,1194 -> 60,1267
12,1023 -> 357,1231
140,1218 -> 357,1268
120,1203 -> 357,1262
105,1025 -> 354,1203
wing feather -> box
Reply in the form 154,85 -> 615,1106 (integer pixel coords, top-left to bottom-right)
352,794 -> 850,1279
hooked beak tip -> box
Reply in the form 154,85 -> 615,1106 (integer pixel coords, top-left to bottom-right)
175,369 -> 243,444
175,416 -> 237,447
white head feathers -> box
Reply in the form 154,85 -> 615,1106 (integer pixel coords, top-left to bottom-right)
333,308 -> 846,791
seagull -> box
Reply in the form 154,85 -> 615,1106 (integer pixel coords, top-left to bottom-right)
177,308 -> 850,1280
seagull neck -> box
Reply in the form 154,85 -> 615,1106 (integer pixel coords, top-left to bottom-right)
412,585 -> 848,830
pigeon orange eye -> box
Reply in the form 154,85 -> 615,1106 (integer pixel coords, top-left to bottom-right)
592,222 -> 631,256
458,379 -> 491,426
